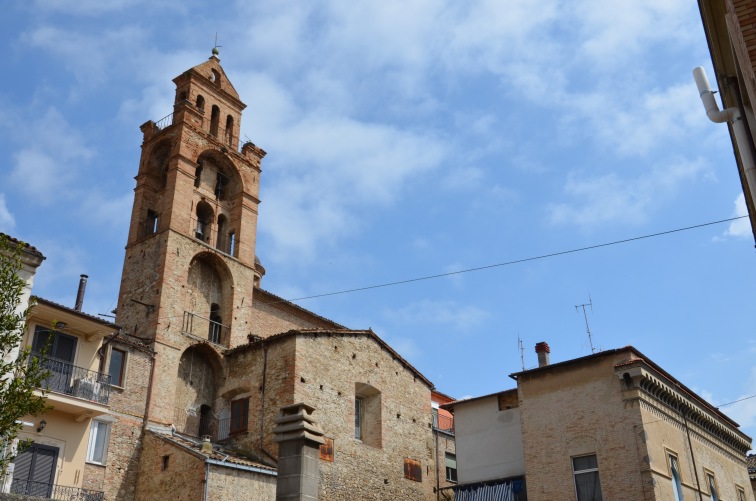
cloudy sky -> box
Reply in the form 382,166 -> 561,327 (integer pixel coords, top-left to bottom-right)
2,1 -> 756,441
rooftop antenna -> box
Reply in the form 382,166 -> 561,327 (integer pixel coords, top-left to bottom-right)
212,33 -> 223,57
575,296 -> 595,353
517,333 -> 525,371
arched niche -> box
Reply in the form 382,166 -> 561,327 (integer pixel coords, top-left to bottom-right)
174,344 -> 225,438
143,139 -> 172,190
195,201 -> 214,243
186,252 -> 234,346
195,151 -> 242,203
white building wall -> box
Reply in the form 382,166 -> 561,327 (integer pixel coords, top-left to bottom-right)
454,396 -> 525,484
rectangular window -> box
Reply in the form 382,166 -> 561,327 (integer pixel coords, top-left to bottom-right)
319,437 -> 334,462
86,421 -> 110,464
230,398 -> 249,434
445,453 -> 457,483
573,454 -> 603,501
707,473 -> 719,501
354,397 -> 363,440
669,454 -> 684,501
108,348 -> 126,387
737,487 -> 746,501
404,458 -> 422,482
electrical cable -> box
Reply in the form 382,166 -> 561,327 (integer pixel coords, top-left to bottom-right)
278,215 -> 749,304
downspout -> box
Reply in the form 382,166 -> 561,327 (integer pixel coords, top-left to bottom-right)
434,426 -> 440,501
203,462 -> 210,501
693,67 -> 756,231
682,410 -> 703,500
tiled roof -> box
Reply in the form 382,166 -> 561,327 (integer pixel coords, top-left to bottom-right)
226,328 -> 433,388
0,232 -> 45,259
151,431 -> 276,472
747,454 -> 756,476
441,388 -> 517,411
35,297 -> 120,330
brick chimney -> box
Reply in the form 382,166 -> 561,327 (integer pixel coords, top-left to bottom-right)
535,342 -> 550,367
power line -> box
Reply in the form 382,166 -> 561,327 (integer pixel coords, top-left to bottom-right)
718,393 -> 756,408
278,215 -> 748,304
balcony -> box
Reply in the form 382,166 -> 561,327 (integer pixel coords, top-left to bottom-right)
181,311 -> 228,347
30,356 -> 111,416
173,410 -> 230,442
9,479 -> 104,500
433,413 -> 454,434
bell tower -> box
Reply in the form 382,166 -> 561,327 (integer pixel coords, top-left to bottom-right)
115,49 -> 267,429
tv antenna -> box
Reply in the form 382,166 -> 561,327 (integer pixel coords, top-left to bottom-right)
575,296 -> 595,353
517,333 -> 525,371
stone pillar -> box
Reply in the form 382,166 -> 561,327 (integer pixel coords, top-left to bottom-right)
273,403 -> 325,501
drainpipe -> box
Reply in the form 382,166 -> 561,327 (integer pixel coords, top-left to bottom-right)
258,346 -> 277,465
203,462 -> 210,501
141,350 -> 157,435
693,67 -> 756,225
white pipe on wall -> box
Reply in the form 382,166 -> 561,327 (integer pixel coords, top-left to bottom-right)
693,67 -> 756,211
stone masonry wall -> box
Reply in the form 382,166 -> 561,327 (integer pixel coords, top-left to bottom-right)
207,464 -> 276,501
293,332 -> 435,501
517,354 -> 650,501
251,291 -> 344,339
134,432 -> 205,501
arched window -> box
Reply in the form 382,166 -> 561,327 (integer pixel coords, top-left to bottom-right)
210,69 -> 221,85
196,95 -> 205,112
178,90 -> 187,103
195,201 -> 214,242
225,115 -> 234,146
210,106 -> 220,137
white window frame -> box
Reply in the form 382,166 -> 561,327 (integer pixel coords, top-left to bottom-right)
669,453 -> 685,501
572,454 -> 603,501
86,420 -> 110,465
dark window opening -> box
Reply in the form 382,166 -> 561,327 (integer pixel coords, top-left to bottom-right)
178,90 -> 187,102
209,303 -> 222,344
214,172 -> 228,200
216,215 -> 227,251
195,202 -> 214,242
196,95 -> 205,111
162,455 -> 170,471
194,164 -> 203,188
210,105 -> 220,137
199,404 -> 212,436
109,348 -> 126,387
225,115 -> 234,146
230,398 -> 249,434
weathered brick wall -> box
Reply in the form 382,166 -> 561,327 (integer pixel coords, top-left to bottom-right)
517,354 -> 649,501
207,464 -> 276,501
100,339 -> 153,501
293,332 -> 435,501
134,432 -> 205,501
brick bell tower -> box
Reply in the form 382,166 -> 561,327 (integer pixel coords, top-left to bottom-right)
115,48 -> 267,432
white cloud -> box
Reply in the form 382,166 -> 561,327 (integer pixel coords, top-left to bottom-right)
0,194 -> 15,232
548,158 -> 707,228
384,300 -> 490,330
723,193 -> 751,239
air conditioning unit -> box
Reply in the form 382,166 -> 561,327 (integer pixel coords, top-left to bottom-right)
73,379 -> 101,401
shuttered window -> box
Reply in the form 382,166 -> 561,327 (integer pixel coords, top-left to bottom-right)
404,458 -> 422,482
230,398 -> 249,434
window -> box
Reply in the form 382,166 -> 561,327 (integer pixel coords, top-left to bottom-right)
445,453 -> 457,483
737,487 -> 746,501
108,348 -> 126,387
354,383 -> 382,447
319,437 -> 334,462
354,397 -> 363,440
194,164 -> 203,188
86,421 -> 110,464
214,172 -> 228,200
707,473 -> 719,501
210,105 -> 220,137
230,398 -> 249,434
404,458 -> 422,482
33,326 -> 77,362
196,95 -> 205,111
572,455 -> 603,501
669,454 -> 684,501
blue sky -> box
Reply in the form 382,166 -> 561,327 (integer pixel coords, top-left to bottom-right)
2,0 -> 756,441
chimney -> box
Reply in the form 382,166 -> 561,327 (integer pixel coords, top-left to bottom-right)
201,435 -> 213,454
535,342 -> 550,367
74,274 -> 88,312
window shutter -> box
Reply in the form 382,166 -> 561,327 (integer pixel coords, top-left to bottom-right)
319,438 -> 334,462
404,458 -> 422,482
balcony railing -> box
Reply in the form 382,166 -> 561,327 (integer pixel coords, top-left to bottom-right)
433,413 -> 454,433
174,411 -> 230,442
9,479 -> 104,500
154,112 -> 173,130
31,355 -> 111,406
181,311 -> 229,346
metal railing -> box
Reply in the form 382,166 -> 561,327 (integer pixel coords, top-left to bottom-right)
31,355 -> 111,405
149,110 -> 242,150
181,311 -> 229,346
174,411 -> 230,442
433,413 -> 454,433
9,479 -> 104,500
154,112 -> 173,130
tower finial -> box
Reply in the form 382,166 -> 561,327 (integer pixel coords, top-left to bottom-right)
212,33 -> 222,58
